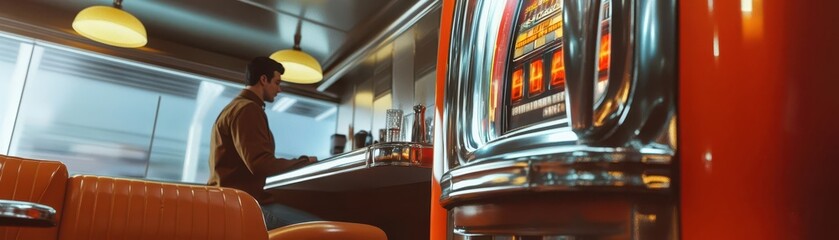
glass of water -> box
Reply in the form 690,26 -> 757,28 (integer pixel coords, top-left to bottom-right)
385,109 -> 403,142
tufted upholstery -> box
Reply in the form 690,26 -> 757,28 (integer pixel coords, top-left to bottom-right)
0,155 -> 68,240
58,175 -> 268,240
1,156 -> 388,240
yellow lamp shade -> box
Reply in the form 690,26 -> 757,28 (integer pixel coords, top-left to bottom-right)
72,6 -> 147,48
270,49 -> 323,84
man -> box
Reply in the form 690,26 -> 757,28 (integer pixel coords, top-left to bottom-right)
208,56 -> 319,229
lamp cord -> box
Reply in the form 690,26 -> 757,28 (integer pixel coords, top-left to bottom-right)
113,0 -> 123,9
293,32 -> 301,50
293,19 -> 302,50
293,3 -> 306,51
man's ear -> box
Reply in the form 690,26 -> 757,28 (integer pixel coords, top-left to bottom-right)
259,75 -> 269,85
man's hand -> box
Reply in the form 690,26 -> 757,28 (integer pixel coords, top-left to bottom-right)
286,155 -> 316,170
299,155 -> 318,163
276,155 -> 317,172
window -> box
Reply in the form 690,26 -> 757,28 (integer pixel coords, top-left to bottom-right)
0,34 -> 30,155
0,32 -> 336,183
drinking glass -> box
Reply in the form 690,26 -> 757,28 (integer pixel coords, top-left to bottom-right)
385,109 -> 403,142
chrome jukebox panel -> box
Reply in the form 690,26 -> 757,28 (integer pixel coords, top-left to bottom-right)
440,0 -> 677,204
581,0 -> 677,147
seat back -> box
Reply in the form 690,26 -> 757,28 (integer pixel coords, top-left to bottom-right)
58,175 -> 268,240
1,156 -> 387,240
0,155 -> 68,240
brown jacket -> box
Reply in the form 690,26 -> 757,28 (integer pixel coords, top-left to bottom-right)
207,89 -> 306,204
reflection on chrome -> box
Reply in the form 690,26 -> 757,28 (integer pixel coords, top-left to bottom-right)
668,115 -> 677,148
641,174 -> 670,189
633,213 -> 659,239
265,142 -> 432,189
0,199 -> 57,227
452,172 -> 521,192
452,233 -> 577,240
441,148 -> 673,202
369,142 -> 432,167
265,148 -> 368,189
741,0 -> 752,13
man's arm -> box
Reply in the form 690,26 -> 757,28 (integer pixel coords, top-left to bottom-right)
230,104 -> 309,176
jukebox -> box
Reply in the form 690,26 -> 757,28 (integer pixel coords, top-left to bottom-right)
435,0 -> 677,239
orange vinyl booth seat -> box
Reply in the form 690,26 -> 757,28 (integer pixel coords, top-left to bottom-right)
0,155 -> 387,240
59,175 -> 269,239
0,155 -> 68,240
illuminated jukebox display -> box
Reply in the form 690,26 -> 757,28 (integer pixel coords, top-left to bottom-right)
438,0 -> 677,238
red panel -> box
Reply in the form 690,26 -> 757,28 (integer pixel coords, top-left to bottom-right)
430,1 -> 456,240
680,0 -> 839,239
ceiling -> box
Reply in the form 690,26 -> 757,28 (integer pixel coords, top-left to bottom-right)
0,0 -> 437,102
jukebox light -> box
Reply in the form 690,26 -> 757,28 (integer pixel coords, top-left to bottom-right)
511,68 -> 524,102
550,49 -> 566,88
598,34 -> 611,74
529,59 -> 544,95
72,0 -> 147,48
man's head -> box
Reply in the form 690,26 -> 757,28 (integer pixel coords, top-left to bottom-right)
245,57 -> 285,103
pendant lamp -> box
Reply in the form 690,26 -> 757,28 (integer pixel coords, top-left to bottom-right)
269,28 -> 323,84
72,0 -> 147,48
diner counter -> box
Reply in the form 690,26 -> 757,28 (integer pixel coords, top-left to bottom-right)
265,142 -> 433,192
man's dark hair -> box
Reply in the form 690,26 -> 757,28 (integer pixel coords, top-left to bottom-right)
245,57 -> 285,86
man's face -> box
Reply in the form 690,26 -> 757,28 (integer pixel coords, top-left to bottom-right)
263,70 -> 283,102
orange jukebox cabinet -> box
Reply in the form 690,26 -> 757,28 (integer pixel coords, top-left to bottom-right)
432,0 -> 839,239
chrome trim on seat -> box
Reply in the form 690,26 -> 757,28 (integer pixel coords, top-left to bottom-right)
0,199 -> 56,227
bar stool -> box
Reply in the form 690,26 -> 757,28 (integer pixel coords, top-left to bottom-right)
269,221 -> 388,240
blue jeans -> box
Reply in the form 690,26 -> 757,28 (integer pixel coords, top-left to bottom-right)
260,203 -> 321,230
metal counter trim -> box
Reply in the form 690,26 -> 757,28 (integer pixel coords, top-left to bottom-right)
265,142 -> 433,189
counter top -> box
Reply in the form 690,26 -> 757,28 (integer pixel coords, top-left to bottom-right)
265,142 -> 433,192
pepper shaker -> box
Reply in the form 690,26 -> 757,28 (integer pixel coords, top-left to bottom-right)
411,104 -> 427,143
